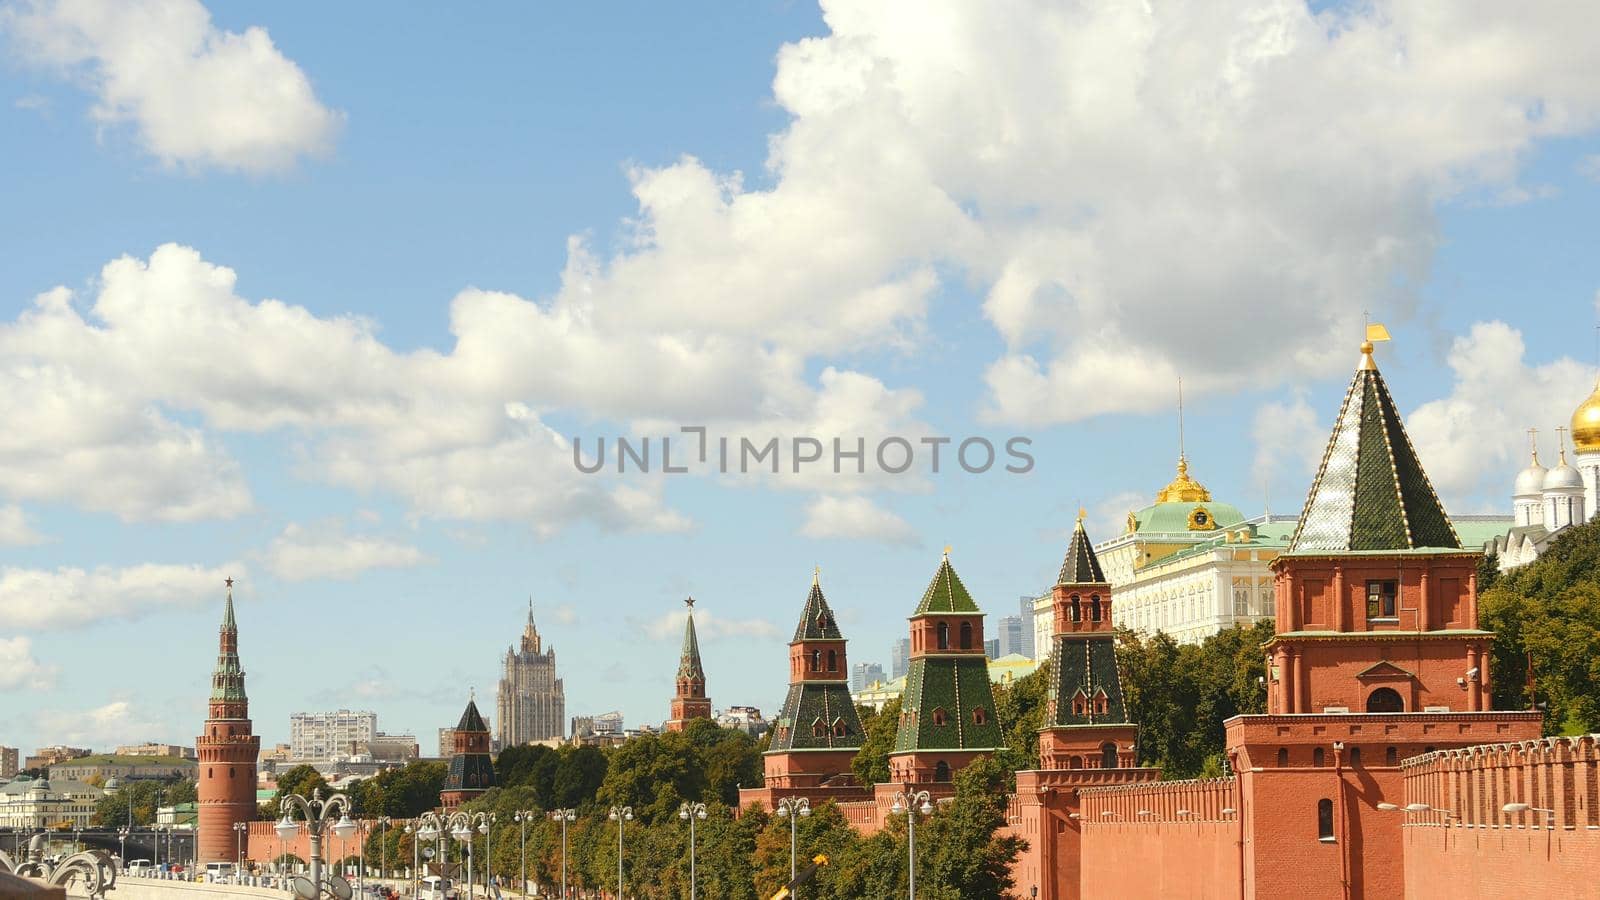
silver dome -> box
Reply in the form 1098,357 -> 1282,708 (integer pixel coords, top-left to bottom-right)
1543,462 -> 1584,493
1514,461 -> 1548,497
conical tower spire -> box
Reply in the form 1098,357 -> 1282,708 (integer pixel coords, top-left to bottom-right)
792,572 -> 843,641
211,578 -> 246,704
1289,338 -> 1459,553
677,597 -> 705,681
1058,510 -> 1107,585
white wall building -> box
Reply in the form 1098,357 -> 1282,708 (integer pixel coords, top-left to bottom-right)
289,710 -> 378,760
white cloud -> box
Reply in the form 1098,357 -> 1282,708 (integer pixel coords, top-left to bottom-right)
34,700 -> 170,748
642,607 -> 781,642
265,521 -> 431,582
0,561 -> 238,630
800,494 -> 918,546
1087,490 -> 1146,546
0,636 -> 57,689
1409,321 -> 1592,512
0,505 -> 49,545
2,0 -> 342,172
1252,391 -> 1326,510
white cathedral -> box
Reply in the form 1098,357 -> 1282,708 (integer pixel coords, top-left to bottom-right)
1488,380 -> 1600,571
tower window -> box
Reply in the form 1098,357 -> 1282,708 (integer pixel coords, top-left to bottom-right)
1349,747 -> 1361,767
1317,798 -> 1335,841
932,707 -> 947,726
1070,595 -> 1082,622
811,650 -> 821,672
827,649 -> 837,671
1090,595 -> 1102,622
1366,580 -> 1398,619
812,719 -> 826,737
1313,747 -> 1326,767
959,622 -> 973,650
937,622 -> 950,650
972,707 -> 987,726
1386,746 -> 1399,766
832,719 -> 847,737
1277,747 -> 1289,767
934,761 -> 951,782
1101,742 -> 1118,769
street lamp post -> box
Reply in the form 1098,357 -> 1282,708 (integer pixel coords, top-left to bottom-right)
512,811 -> 535,897
774,798 -> 811,894
548,809 -> 574,899
234,822 -> 250,879
405,824 -> 417,900
275,788 -> 358,897
677,802 -> 707,900
117,827 -> 130,871
891,790 -> 934,900
607,806 -> 633,899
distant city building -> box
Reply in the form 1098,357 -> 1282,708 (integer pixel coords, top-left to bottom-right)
436,728 -> 457,759
439,696 -> 494,808
716,705 -> 767,738
1015,595 -> 1036,659
366,733 -> 419,762
496,602 -> 566,746
49,755 -> 197,783
996,614 -> 1027,657
570,711 -> 623,742
24,746 -> 90,770
289,710 -> 378,760
0,747 -> 17,779
115,743 -> 196,760
852,677 -> 903,713
890,638 -> 910,679
0,775 -> 103,829
984,637 -> 999,659
850,662 -> 885,693
156,802 -> 199,827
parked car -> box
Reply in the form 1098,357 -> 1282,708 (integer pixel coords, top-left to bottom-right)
205,862 -> 237,880
125,860 -> 153,877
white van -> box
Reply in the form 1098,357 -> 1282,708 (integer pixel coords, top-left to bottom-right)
125,860 -> 153,877
418,876 -> 451,900
205,862 -> 236,881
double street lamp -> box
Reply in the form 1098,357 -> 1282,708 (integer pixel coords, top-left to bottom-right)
678,802 -> 707,900
274,788 -> 357,896
512,811 -> 535,897
890,790 -> 935,900
117,827 -> 130,871
774,797 -> 811,895
233,822 -> 250,877
607,806 -> 633,898
548,809 -> 575,899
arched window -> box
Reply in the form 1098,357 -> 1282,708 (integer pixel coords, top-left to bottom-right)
1277,747 -> 1289,768
811,650 -> 821,672
1367,688 -> 1403,713
959,622 -> 973,650
1313,747 -> 1326,767
1101,742 -> 1118,769
937,622 -> 950,650
1317,799 -> 1334,841
1349,747 -> 1361,767
1070,595 -> 1082,622
1386,746 -> 1399,766
229,767 -> 235,779
833,719 -> 847,737
208,767 -> 213,779
932,707 -> 947,727
812,719 -> 826,737
1069,756 -> 1083,770
827,649 -> 838,671
1090,595 -> 1102,622
972,707 -> 988,726
934,761 -> 951,782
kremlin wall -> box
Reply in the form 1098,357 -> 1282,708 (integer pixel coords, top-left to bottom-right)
202,337 -> 1600,898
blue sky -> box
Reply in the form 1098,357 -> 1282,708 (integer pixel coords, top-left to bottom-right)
2,0 -> 1599,754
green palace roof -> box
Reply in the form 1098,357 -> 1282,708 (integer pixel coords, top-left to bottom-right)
1127,500 -> 1248,535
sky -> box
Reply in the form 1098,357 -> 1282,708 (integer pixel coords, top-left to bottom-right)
2,0 -> 1599,755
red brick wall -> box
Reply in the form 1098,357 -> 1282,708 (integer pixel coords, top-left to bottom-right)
1076,779 -> 1241,900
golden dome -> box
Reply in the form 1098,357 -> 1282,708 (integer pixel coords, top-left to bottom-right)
1155,455 -> 1213,503
1573,379 -> 1600,453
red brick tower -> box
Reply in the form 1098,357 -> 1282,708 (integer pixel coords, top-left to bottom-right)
666,597 -> 712,731
439,695 -> 494,808
742,571 -> 870,809
196,579 -> 260,864
1225,338 -> 1542,899
1015,515 -> 1158,899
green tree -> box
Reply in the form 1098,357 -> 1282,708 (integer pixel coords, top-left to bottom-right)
850,698 -> 900,786
94,778 -> 196,827
991,659 -> 1052,776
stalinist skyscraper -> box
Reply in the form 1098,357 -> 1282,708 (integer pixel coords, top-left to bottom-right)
495,602 -> 565,745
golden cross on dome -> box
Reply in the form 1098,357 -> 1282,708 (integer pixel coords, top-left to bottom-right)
1528,427 -> 1540,462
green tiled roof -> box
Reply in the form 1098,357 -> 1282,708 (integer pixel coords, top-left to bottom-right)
1047,634 -> 1129,727
914,555 -> 981,615
1057,517 -> 1107,584
1291,355 -> 1460,553
678,608 -> 705,680
769,682 -> 864,751
893,656 -> 1003,752
792,576 -> 844,642
1129,501 -> 1247,534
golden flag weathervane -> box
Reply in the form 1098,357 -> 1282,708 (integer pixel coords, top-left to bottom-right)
1360,320 -> 1391,370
